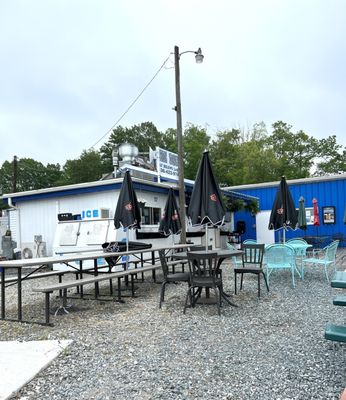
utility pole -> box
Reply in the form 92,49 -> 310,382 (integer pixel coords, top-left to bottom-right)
12,155 -> 17,193
173,46 -> 204,244
174,45 -> 187,244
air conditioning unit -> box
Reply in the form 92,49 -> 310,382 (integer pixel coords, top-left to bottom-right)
21,242 -> 47,259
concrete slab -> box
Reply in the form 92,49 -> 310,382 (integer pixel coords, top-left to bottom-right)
0,339 -> 72,400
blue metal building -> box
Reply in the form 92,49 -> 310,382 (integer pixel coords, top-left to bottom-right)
230,174 -> 346,246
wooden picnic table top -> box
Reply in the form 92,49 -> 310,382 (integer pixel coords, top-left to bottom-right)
0,244 -> 190,269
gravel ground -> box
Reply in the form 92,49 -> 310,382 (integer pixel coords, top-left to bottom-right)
1,254 -> 346,400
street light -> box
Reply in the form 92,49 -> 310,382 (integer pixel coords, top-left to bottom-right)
174,45 -> 204,244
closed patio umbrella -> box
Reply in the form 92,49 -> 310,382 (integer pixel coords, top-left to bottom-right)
114,171 -> 141,266
298,196 -> 307,231
159,188 -> 181,243
312,198 -> 320,236
187,151 -> 226,250
268,176 -> 298,242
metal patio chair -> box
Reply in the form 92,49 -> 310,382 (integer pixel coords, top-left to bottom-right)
234,243 -> 268,297
158,249 -> 190,308
183,251 -> 223,315
302,240 -> 339,282
265,244 -> 297,287
286,238 -> 309,279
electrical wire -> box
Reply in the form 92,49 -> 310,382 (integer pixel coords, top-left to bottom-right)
89,55 -> 171,150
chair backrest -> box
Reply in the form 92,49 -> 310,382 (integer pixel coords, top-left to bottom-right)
243,239 -> 257,244
325,240 -> 339,262
266,244 -> 295,266
189,245 -> 212,251
158,249 -> 169,278
241,243 -> 265,267
286,238 -> 308,244
187,252 -> 218,282
285,239 -> 309,256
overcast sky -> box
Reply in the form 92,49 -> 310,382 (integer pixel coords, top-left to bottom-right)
1,0 -> 346,166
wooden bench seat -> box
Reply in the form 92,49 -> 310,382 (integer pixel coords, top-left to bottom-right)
325,324 -> 346,343
32,264 -> 161,325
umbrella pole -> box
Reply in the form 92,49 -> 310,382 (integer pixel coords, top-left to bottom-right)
283,229 -> 286,243
205,224 -> 208,251
126,229 -> 129,270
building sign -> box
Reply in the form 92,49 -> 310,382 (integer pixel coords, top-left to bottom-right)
150,147 -> 178,178
322,206 -> 335,224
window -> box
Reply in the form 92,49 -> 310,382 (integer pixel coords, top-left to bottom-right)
141,207 -> 161,225
305,207 -> 314,225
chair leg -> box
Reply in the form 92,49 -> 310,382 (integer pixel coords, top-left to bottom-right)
183,287 -> 192,314
213,287 -> 221,315
257,274 -> 261,298
240,273 -> 244,290
234,272 -> 237,294
324,263 -> 330,282
262,271 -> 270,292
291,267 -> 295,288
159,281 -> 167,308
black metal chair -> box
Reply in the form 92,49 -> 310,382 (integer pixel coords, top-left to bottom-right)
234,243 -> 269,298
184,251 -> 223,315
158,249 -> 190,308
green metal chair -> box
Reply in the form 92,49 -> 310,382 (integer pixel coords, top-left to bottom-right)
265,244 -> 297,287
302,240 -> 339,282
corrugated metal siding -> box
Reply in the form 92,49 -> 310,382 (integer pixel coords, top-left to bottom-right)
233,178 -> 346,245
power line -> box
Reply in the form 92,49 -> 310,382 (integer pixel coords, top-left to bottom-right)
89,55 -> 171,150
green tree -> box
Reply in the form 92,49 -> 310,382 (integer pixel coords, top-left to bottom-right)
61,149 -> 105,185
209,128 -> 242,186
314,135 -> 346,175
0,158 -> 62,193
183,124 -> 210,179
266,121 -> 317,179
99,122 -> 165,171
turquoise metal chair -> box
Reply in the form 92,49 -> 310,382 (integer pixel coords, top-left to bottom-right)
285,238 -> 309,279
243,239 -> 257,244
302,240 -> 339,282
265,244 -> 297,287
226,242 -> 242,267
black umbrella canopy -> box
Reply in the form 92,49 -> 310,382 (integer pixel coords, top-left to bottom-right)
114,171 -> 141,230
268,176 -> 298,231
159,188 -> 181,236
187,151 -> 226,226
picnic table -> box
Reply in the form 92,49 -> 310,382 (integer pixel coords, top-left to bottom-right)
325,270 -> 346,343
0,244 -> 190,326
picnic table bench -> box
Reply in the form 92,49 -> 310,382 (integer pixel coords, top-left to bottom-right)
33,264 -> 162,326
325,270 -> 346,343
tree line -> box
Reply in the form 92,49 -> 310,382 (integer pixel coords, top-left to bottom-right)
1,120 -> 345,199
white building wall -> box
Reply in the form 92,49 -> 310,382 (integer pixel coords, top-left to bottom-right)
16,188 -> 169,256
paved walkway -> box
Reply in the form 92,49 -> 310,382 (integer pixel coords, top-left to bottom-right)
0,340 -> 72,400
